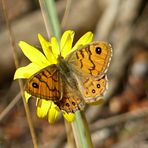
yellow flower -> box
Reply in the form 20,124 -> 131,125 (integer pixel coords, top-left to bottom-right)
14,30 -> 93,123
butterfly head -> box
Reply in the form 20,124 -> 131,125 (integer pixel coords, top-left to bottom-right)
57,54 -> 64,61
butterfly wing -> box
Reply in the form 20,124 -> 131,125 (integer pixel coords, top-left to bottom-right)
25,65 -> 62,101
55,80 -> 85,113
82,75 -> 107,104
55,76 -> 107,112
67,41 -> 112,78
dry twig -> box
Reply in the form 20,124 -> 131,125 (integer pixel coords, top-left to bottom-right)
0,92 -> 21,121
91,108 -> 148,132
2,0 -> 38,147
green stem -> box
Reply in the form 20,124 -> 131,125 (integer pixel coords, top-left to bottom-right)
65,120 -> 76,148
44,0 -> 61,40
39,0 -> 93,147
72,111 -> 93,148
81,111 -> 94,147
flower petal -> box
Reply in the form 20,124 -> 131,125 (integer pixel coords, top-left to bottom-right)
51,37 -> 60,58
24,91 -> 31,103
14,63 -> 42,79
38,34 -> 57,64
19,41 -> 50,67
48,103 -> 60,124
63,112 -> 75,122
37,99 -> 52,118
61,30 -> 75,58
70,32 -> 93,54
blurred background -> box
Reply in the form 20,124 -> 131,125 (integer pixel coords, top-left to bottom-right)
0,0 -> 147,147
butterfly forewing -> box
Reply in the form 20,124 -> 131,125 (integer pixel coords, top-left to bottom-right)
67,41 -> 112,78
25,65 -> 63,101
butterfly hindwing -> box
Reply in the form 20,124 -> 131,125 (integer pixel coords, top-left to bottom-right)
67,41 -> 112,77
55,80 -> 85,113
25,65 -> 62,101
83,75 -> 107,103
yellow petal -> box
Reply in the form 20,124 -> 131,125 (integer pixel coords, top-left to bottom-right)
19,41 -> 50,67
14,63 -> 42,79
47,103 -> 60,124
37,99 -> 52,118
38,34 -> 57,64
24,91 -> 31,103
70,32 -> 93,54
63,112 -> 75,122
51,37 -> 60,58
61,30 -> 75,58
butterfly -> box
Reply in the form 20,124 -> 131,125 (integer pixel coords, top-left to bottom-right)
25,41 -> 112,113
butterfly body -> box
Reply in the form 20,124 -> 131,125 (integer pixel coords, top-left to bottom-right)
25,41 -> 112,113
57,55 -> 81,93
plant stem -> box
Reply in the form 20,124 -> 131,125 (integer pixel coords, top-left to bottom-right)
45,0 -> 61,40
72,111 -> 93,148
2,1 -> 38,147
39,0 -> 93,147
81,111 -> 94,147
65,120 -> 76,148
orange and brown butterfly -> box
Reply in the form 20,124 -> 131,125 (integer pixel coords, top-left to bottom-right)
14,30 -> 112,121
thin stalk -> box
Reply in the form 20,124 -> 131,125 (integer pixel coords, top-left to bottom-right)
44,0 -> 61,40
39,0 -> 53,38
64,120 -> 76,148
81,111 -> 93,147
71,122 -> 80,148
2,1 -> 38,147
0,92 -> 21,121
39,0 -> 75,147
39,0 -> 93,147
72,111 -> 93,148
61,0 -> 72,28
